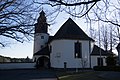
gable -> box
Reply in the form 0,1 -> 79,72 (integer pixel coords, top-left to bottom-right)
52,18 -> 94,41
33,46 -> 50,56
91,45 -> 108,56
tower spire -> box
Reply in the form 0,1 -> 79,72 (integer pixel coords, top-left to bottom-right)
35,10 -> 48,33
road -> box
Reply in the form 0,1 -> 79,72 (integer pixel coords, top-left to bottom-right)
98,71 -> 120,80
1,69 -> 120,80
0,69 -> 58,80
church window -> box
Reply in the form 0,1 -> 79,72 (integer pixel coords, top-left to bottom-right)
74,42 -> 82,58
49,45 -> 52,53
41,45 -> 43,48
41,36 -> 44,39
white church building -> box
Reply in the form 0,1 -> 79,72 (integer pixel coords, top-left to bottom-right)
33,11 -> 108,69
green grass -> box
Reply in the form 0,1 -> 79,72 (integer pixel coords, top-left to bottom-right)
57,71 -> 105,80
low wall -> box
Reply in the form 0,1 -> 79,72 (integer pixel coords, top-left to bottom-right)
0,63 -> 35,69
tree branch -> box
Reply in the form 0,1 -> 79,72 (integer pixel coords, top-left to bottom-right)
54,0 -> 101,6
65,1 -> 97,18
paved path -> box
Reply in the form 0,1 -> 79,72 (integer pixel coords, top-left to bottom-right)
0,69 -> 58,80
98,71 -> 120,80
57,71 -> 120,80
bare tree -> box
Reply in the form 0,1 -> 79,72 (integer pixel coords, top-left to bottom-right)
33,0 -> 120,28
0,0 -> 37,47
87,0 -> 120,27
101,25 -> 109,51
92,24 -> 119,52
80,58 -> 88,72
33,0 -> 101,21
32,0 -> 120,53
48,0 -> 100,18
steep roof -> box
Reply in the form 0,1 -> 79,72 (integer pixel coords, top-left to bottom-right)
33,46 -> 50,56
116,43 -> 120,51
52,18 -> 94,41
48,36 -> 54,42
91,45 -> 108,56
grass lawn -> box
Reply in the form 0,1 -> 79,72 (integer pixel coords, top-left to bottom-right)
57,71 -> 105,80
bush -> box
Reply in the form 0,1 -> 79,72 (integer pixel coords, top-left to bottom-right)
93,66 -> 120,71
106,54 -> 116,66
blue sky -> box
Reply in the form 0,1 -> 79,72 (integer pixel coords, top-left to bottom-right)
0,11 -> 118,58
0,12 -> 89,58
0,41 -> 33,58
0,0 -> 119,58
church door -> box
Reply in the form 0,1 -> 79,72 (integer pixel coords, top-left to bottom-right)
97,57 -> 103,66
36,56 -> 50,69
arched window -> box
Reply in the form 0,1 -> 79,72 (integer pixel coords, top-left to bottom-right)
74,41 -> 82,58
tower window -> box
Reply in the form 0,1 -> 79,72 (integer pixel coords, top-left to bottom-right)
41,36 -> 44,39
74,42 -> 82,58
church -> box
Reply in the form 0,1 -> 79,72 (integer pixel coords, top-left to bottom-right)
33,11 -> 108,69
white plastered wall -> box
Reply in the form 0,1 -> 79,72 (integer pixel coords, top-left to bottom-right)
50,39 -> 92,68
33,33 -> 49,54
91,56 -> 107,68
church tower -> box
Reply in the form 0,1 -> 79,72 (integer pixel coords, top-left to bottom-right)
33,10 -> 49,54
